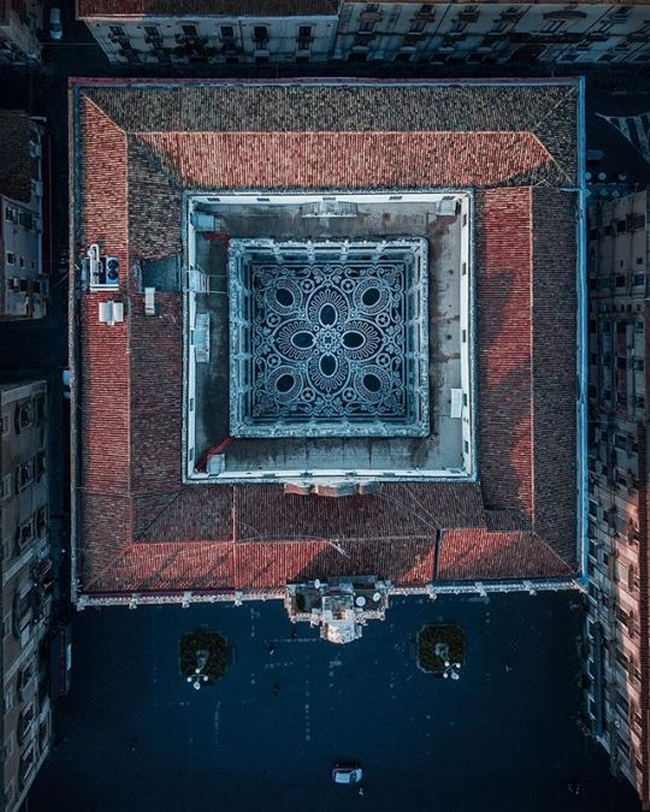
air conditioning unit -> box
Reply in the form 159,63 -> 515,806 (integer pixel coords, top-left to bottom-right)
103,256 -> 120,285
87,244 -> 120,289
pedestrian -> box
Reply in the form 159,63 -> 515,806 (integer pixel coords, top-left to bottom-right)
268,642 -> 275,655
272,683 -> 281,695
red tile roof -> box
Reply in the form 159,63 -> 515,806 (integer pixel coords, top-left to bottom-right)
71,79 -> 580,600
139,131 -> 556,191
437,528 -> 575,581
84,536 -> 435,594
475,188 -> 533,519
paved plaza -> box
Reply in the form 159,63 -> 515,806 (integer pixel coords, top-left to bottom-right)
29,592 -> 640,812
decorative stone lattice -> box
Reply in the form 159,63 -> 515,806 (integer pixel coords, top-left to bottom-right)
229,239 -> 429,438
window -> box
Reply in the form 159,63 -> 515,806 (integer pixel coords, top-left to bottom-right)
365,3 -> 379,11
1,412 -> 9,436
17,705 -> 34,745
253,26 -> 269,44
220,25 -> 234,38
14,401 -> 33,432
543,20 -> 565,33
395,52 -> 412,62
6,251 -> 15,265
409,19 -> 426,33
16,516 -> 35,554
298,25 -> 312,39
144,26 -> 159,37
4,688 -> 14,713
1,473 -> 11,501
628,565 -> 637,591
255,55 -> 270,63
19,746 -> 35,786
2,613 -> 10,639
16,459 -> 35,492
359,19 -> 375,32
109,25 -> 125,37
182,24 -> 198,37
36,505 -> 47,538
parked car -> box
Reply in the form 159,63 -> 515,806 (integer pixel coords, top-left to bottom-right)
49,7 -> 62,40
332,765 -> 363,785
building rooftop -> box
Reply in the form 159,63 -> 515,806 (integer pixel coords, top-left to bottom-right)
70,78 -> 582,604
0,109 -> 33,204
77,0 -> 339,17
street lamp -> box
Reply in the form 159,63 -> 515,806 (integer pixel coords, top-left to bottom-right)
442,660 -> 461,680
186,649 -> 210,690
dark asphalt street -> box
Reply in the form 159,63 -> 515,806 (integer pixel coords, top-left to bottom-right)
27,592 -> 640,812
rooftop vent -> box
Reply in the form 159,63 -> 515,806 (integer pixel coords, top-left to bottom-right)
98,300 -> 124,326
144,286 -> 156,316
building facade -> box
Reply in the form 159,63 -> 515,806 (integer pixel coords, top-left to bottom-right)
0,110 -> 47,320
584,188 -> 650,808
76,0 -> 338,65
76,1 -> 650,65
1,381 -> 52,812
0,0 -> 42,64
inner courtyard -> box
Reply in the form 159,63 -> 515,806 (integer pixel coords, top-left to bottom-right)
184,192 -> 473,482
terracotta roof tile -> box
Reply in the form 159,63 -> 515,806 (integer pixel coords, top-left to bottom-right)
79,97 -> 129,254
437,528 -> 575,581
475,188 -> 533,518
233,483 -> 485,543
129,292 -> 183,493
80,292 -> 131,493
79,493 -> 132,587
139,131 -> 558,191
235,538 -> 434,589
93,542 -> 235,592
531,189 -> 578,565
71,79 -> 581,599
85,82 -> 578,183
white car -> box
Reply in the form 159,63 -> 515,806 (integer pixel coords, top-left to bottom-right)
332,765 -> 363,785
49,7 -> 62,40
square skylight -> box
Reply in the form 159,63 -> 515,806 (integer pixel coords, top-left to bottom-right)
229,238 -> 429,438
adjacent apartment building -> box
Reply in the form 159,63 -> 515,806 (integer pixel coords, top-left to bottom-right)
69,77 -> 585,644
584,188 -> 650,808
1,381 -> 52,812
75,1 -> 650,66
0,0 -> 43,64
0,110 -> 47,320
